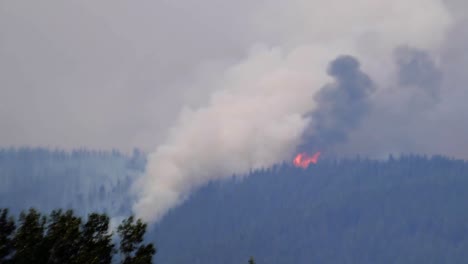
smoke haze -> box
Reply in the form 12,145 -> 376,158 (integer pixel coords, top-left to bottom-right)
131,0 -> 455,222
2,0 -> 468,223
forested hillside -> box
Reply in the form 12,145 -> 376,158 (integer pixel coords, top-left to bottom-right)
154,155 -> 468,264
0,148 -> 145,216
2,149 -> 468,263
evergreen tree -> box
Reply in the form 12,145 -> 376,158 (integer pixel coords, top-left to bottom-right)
248,256 -> 256,264
76,213 -> 115,264
44,209 -> 82,263
13,208 -> 47,264
0,209 -> 15,262
117,216 -> 156,264
0,208 -> 156,264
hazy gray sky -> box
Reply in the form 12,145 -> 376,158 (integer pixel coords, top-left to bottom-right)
3,0 -> 468,223
1,0 -> 466,159
0,1 -> 257,150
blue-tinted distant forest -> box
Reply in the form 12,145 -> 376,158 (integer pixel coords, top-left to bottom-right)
0,148 -> 145,216
2,148 -> 468,263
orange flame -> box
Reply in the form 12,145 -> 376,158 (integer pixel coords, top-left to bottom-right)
293,152 -> 321,168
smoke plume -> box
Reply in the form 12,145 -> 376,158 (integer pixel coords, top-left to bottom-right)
334,46 -> 447,158
395,46 -> 443,108
132,47 -> 319,222
396,47 -> 442,96
133,0 -> 453,223
299,55 -> 376,152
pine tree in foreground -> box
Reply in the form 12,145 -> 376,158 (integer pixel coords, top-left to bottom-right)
0,208 -> 156,264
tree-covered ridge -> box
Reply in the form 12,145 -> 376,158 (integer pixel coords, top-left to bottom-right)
154,155 -> 468,264
2,148 -> 468,263
0,208 -> 155,264
0,148 -> 146,216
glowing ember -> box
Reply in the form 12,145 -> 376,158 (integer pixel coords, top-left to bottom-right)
293,152 -> 321,168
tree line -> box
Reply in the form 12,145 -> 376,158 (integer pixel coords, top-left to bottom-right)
0,148 -> 144,218
153,155 -> 468,263
0,208 -> 155,264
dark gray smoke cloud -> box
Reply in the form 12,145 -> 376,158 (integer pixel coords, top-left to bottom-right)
334,45 -> 454,158
300,55 -> 376,152
395,46 -> 443,106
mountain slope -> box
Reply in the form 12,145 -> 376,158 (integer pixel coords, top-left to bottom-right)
0,148 -> 144,216
153,156 -> 468,264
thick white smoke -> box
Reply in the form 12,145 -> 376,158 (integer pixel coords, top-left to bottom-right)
133,0 -> 452,223
132,46 -> 323,221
